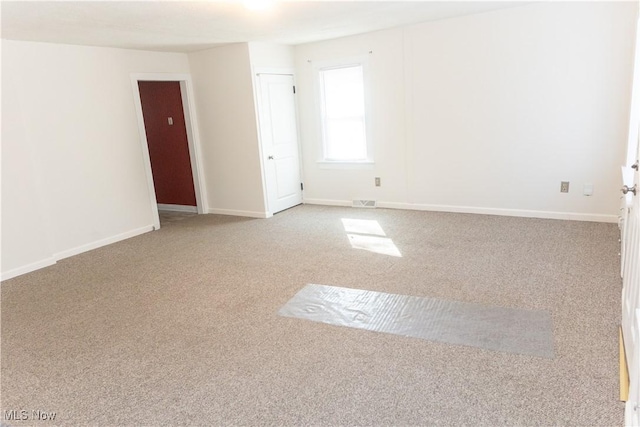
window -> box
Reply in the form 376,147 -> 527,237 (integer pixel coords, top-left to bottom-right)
318,63 -> 370,163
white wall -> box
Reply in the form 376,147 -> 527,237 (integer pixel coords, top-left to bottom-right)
188,43 -> 267,217
1,40 -> 191,280
2,53 -> 55,276
249,42 -> 295,70
295,2 -> 638,222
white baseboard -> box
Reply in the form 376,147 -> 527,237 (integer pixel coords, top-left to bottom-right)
304,198 -> 618,223
207,208 -> 270,219
303,198 -> 352,207
157,204 -> 198,213
1,225 -> 156,282
1,257 -> 57,282
54,225 -> 155,261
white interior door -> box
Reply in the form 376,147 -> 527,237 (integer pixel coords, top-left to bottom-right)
624,11 -> 640,425
257,73 -> 303,215
623,150 -> 640,425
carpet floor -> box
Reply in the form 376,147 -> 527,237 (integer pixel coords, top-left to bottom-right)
1,205 -> 624,426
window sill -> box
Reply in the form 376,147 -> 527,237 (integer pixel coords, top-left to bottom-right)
317,160 -> 375,170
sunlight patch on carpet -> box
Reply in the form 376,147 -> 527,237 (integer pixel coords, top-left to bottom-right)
341,218 -> 402,257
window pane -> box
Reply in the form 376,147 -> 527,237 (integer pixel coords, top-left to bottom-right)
325,118 -> 367,160
320,64 -> 368,161
322,66 -> 365,118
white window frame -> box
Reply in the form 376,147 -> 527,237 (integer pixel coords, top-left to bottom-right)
313,56 -> 373,168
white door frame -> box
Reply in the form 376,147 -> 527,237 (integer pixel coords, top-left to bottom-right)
252,67 -> 304,217
131,73 -> 208,230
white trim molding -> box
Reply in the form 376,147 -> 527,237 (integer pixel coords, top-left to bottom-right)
207,208 -> 271,219
304,198 -> 618,223
304,198 -> 352,207
54,225 -> 155,261
1,225 -> 155,282
130,73 -> 208,230
316,161 -> 375,170
1,257 -> 57,282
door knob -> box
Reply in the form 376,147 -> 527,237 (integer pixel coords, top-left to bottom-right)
622,184 -> 637,195
632,160 -> 639,170
268,156 -> 274,160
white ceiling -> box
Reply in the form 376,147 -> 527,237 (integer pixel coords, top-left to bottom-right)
1,1 -> 527,53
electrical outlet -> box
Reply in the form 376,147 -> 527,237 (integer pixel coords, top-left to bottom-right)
560,181 -> 569,193
375,177 -> 381,187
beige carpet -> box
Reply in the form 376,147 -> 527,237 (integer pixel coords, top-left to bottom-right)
1,205 -> 624,425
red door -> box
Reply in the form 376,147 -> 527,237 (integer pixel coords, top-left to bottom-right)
138,81 -> 197,207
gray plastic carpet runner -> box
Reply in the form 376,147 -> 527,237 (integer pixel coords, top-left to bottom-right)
279,284 -> 554,358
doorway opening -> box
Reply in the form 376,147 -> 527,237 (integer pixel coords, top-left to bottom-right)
131,74 -> 206,230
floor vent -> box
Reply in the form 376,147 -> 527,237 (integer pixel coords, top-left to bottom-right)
352,200 -> 377,208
